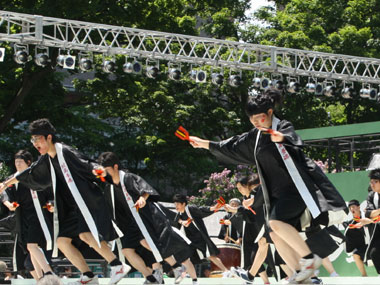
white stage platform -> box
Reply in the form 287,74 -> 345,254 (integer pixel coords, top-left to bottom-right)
9,277 -> 380,284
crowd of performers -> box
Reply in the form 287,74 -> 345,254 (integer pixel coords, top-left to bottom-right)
0,88 -> 380,285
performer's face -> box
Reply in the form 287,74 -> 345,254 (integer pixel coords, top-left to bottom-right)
14,158 -> 29,172
230,201 -> 239,208
249,109 -> 273,128
236,182 -> 250,196
349,204 -> 360,216
31,135 -> 51,155
370,179 -> 380,192
174,202 -> 186,213
104,166 -> 118,179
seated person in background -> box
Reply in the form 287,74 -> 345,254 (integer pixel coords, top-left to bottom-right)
218,198 -> 242,245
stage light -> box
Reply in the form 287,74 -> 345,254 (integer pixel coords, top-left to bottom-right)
132,60 -> 142,74
270,79 -> 283,91
0,48 -> 5,62
260,77 -> 270,89
102,60 -> 116,73
252,77 -> 261,88
341,87 -> 354,99
369,88 -> 378,100
286,79 -> 300,94
169,68 -> 181,80
78,53 -> 93,71
359,86 -> 373,99
229,75 -> 242,87
57,54 -> 76,69
146,66 -> 158,79
34,53 -> 49,67
323,85 -> 336,97
13,44 -> 30,65
315,83 -> 323,96
305,83 -> 316,93
196,70 -> 207,83
79,58 -> 92,71
211,73 -> 224,85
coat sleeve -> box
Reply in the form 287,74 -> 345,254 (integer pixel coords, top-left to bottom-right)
16,156 -> 52,191
209,130 -> 257,166
63,145 -> 99,182
190,205 -> 214,218
277,120 -> 304,147
128,173 -> 160,201
365,192 -> 376,218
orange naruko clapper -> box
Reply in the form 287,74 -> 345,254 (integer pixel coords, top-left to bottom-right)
95,169 -> 106,182
175,126 -> 193,143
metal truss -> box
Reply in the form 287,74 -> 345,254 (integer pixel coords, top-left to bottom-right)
1,10 -> 380,84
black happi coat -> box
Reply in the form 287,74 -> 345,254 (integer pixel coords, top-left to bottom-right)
2,183 -> 52,249
105,171 -> 191,260
209,119 -> 348,224
174,205 -> 219,257
364,191 -> 380,257
16,143 -> 117,241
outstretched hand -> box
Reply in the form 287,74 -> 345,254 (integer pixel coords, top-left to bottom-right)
189,136 -> 210,149
256,127 -> 284,143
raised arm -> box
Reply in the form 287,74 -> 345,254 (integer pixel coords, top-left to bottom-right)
190,129 -> 257,166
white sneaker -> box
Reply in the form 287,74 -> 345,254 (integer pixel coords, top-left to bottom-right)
330,272 -> 339,277
173,265 -> 186,284
295,255 -> 322,282
192,281 -> 199,285
153,268 -> 164,284
222,270 -> 232,278
109,262 -> 131,284
68,275 -> 99,285
284,273 -> 298,284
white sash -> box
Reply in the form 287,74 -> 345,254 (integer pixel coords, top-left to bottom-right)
272,117 -> 321,218
119,171 -> 163,262
55,143 -> 101,248
12,234 -> 18,271
240,220 -> 246,268
184,205 -> 210,258
374,192 -> 379,209
48,158 -> 59,257
30,190 -> 52,250
109,186 -> 125,263
254,131 -> 271,223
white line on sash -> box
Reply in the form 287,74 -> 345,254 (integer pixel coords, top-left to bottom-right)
12,234 -> 17,271
55,143 -> 101,248
48,158 -> 59,257
119,171 -> 163,262
240,220 -> 246,268
272,117 -> 321,218
30,190 -> 52,250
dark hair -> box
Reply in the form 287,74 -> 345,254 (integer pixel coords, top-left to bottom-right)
369,168 -> 380,180
245,88 -> 282,116
173,194 -> 187,204
98,152 -> 121,168
348,199 -> 360,207
29,118 -> 57,143
235,173 -> 260,187
14,150 -> 33,166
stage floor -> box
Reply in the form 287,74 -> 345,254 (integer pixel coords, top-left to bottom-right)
9,277 -> 380,284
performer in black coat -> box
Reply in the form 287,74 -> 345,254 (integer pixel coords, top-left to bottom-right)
0,119 -> 129,285
188,88 -> 348,283
364,168 -> 380,274
343,199 -> 370,277
1,150 -> 53,280
172,194 -> 230,276
98,151 -> 198,285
